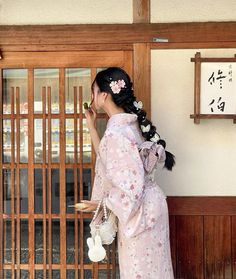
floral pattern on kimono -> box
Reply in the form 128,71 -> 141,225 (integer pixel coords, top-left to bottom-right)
91,113 -> 174,279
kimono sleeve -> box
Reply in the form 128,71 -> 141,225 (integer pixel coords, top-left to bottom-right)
103,131 -> 146,237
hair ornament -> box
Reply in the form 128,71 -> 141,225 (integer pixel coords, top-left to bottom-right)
141,124 -> 151,133
133,101 -> 143,110
109,79 -> 126,94
150,133 -> 161,143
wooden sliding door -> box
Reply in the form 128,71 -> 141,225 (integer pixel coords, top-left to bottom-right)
0,51 -> 133,279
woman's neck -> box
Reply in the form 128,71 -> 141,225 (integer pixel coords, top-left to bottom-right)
104,105 -> 125,118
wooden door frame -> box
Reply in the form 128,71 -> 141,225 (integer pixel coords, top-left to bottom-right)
0,50 -> 133,279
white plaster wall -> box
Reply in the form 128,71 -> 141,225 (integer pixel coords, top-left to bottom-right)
0,0 -> 132,25
151,0 -> 236,22
152,49 -> 236,196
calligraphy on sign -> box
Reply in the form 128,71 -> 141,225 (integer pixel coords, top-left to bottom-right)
200,63 -> 236,114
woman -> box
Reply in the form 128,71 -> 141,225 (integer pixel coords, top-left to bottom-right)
80,67 -> 175,279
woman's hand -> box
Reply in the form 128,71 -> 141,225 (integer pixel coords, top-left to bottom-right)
75,200 -> 98,212
84,105 -> 100,154
84,107 -> 97,131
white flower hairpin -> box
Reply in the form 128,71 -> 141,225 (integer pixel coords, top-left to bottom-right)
133,101 -> 143,110
109,79 -> 126,94
141,124 -> 151,133
150,133 -> 160,143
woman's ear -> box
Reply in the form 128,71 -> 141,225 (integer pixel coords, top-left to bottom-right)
101,92 -> 109,103
103,92 -> 109,100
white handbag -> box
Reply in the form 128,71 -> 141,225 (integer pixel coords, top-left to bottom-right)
90,199 -> 117,245
87,199 -> 118,262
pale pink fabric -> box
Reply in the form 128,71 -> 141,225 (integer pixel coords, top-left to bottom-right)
139,141 -> 166,173
91,113 -> 174,279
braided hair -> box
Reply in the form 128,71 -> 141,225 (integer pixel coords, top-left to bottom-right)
93,67 -> 175,170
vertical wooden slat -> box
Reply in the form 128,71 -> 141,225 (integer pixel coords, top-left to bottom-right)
79,86 -> 84,279
194,52 -> 201,124
123,51 -> 133,81
92,261 -> 98,279
176,216 -> 204,279
10,87 -> 16,279
15,87 -> 21,279
169,215 -> 177,278
90,68 -> 99,279
106,245 -> 111,279
42,86 -> 47,278
204,216 -> 232,279
28,70 -> 35,279
47,86 -> 52,279
0,69 -> 3,279
133,43 -> 151,119
59,68 -> 66,278
111,241 -> 116,279
133,0 -> 150,23
73,86 -> 79,278
232,216 -> 236,279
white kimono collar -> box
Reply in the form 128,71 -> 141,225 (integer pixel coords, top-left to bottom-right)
107,113 -> 138,128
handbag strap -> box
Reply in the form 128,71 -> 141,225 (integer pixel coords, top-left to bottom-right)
92,199 -> 108,222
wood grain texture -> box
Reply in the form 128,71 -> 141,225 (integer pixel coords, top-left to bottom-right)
59,68 -> 66,278
167,197 -> 236,215
194,52 -> 201,124
10,87 -> 16,279
42,86 -> 47,279
133,0 -> 150,23
190,114 -> 236,119
176,216 -> 204,279
1,23 -> 236,46
204,216 -> 232,279
28,70 -> 35,279
151,42 -> 236,49
168,197 -> 236,279
0,51 -> 126,68
16,87 -> 21,279
133,43 -> 151,119
231,217 -> 236,278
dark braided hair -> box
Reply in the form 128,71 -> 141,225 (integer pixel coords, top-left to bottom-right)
93,67 -> 175,170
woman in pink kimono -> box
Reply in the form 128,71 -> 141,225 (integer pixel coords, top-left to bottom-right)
80,67 -> 175,279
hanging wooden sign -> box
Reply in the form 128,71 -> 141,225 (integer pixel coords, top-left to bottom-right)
190,52 -> 236,124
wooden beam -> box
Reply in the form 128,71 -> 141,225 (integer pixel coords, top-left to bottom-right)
133,43 -> 151,118
1,22 -> 236,48
167,197 -> 236,215
151,41 -> 236,49
133,0 -> 150,23
0,51 -> 126,68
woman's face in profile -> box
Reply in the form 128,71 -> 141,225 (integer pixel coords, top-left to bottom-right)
92,81 -> 107,111
91,82 -> 100,110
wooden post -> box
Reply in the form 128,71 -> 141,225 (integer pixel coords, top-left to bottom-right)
133,43 -> 151,119
133,1 -> 151,118
194,52 -> 201,124
59,68 -> 66,278
133,0 -> 150,23
28,70 -> 35,279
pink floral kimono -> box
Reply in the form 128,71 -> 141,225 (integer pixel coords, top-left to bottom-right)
91,113 -> 174,279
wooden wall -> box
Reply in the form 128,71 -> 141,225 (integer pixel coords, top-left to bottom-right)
167,197 -> 236,279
